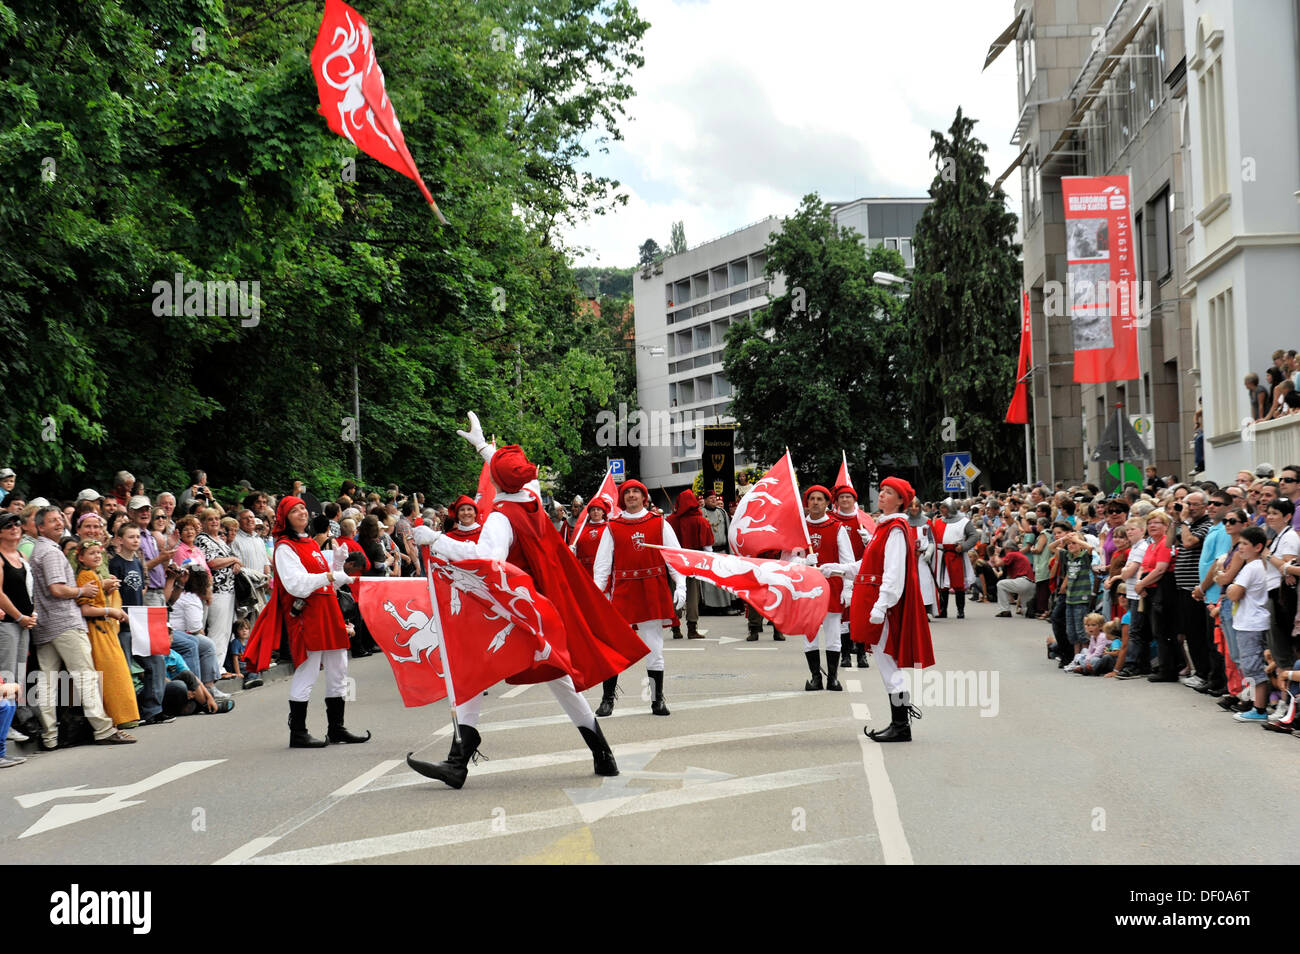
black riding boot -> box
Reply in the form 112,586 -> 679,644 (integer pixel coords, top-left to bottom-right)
406,725 -> 481,789
596,676 -> 618,717
325,696 -> 371,744
288,700 -> 327,748
825,650 -> 842,691
840,643 -> 853,668
578,720 -> 619,776
955,590 -> 966,619
866,692 -> 918,743
804,650 -> 823,691
937,590 -> 949,618
649,670 -> 670,715
855,641 -> 870,669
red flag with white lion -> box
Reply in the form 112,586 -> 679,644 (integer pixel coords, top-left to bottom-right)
651,545 -> 830,638
728,450 -> 810,556
353,558 -> 570,707
310,0 -> 448,222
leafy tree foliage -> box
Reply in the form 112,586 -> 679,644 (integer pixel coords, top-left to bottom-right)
637,238 -> 660,266
668,220 -> 686,254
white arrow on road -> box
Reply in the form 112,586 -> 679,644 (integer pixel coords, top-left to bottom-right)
718,636 -> 745,644
17,760 -> 224,839
563,751 -> 735,824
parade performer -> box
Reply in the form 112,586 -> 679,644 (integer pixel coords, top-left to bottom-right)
591,480 -> 688,716
908,499 -> 939,617
932,499 -> 977,618
244,497 -> 371,748
444,495 -> 482,543
571,493 -> 612,574
666,489 -> 714,640
699,491 -> 734,612
408,416 -> 647,788
802,486 -> 854,691
824,478 -> 935,742
832,484 -> 869,668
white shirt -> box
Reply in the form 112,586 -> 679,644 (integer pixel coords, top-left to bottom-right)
273,538 -> 345,599
1231,559 -> 1271,631
835,512 -> 909,624
592,509 -> 685,592
1265,526 -> 1299,589
1124,538 -> 1149,599
233,529 -> 269,580
170,591 -> 204,635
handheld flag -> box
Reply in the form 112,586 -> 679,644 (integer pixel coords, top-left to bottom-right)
570,466 -> 621,542
728,450 -> 810,556
126,607 -> 171,657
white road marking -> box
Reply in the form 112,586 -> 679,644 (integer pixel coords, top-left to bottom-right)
249,762 -> 860,865
455,690 -> 808,734
213,837 -> 282,866
851,703 -> 871,722
499,683 -> 532,698
709,835 -> 879,865
663,646 -> 705,651
736,647 -> 779,652
857,737 -> 914,865
17,760 -> 224,839
330,760 -> 404,798
845,680 -> 863,693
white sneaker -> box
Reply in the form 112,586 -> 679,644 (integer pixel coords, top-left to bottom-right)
7,726 -> 28,743
210,687 -> 233,701
1272,694 -> 1298,722
1182,675 -> 1207,690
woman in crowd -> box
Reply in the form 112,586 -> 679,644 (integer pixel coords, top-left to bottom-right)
0,513 -> 35,736
195,509 -> 242,678
74,540 -> 140,730
1211,508 -> 1251,710
358,515 -> 393,576
1262,498 -> 1299,667
167,565 -> 228,702
173,516 -> 209,573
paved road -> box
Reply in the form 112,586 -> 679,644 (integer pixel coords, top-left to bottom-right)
4,600 -> 1298,864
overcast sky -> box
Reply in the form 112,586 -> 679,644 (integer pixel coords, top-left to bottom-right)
562,0 -> 1023,267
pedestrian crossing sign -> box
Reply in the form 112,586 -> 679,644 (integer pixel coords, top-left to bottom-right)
942,451 -> 972,493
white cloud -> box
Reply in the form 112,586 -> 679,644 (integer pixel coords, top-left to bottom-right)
563,0 -> 1023,265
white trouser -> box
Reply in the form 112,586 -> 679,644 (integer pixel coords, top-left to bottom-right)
803,613 -> 842,652
454,675 -> 595,731
206,590 -> 236,672
996,577 -> 1036,613
288,649 -> 349,702
871,621 -> 908,701
636,619 -> 665,672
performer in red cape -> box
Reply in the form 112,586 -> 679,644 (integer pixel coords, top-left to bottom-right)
824,477 -> 935,742
832,483 -> 870,669
444,495 -> 482,543
802,485 -> 855,691
931,499 -> 977,619
666,488 -> 714,640
592,480 -> 687,716
407,413 -> 648,788
571,493 -> 612,574
243,497 -> 371,748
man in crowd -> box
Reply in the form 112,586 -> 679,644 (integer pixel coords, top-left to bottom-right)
132,495 -> 174,608
1172,491 -> 1214,691
992,546 -> 1036,618
1280,465 -> 1300,530
699,491 -> 734,613
111,471 -> 135,509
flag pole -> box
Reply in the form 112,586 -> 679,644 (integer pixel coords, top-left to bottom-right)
786,447 -> 812,549
423,546 -> 460,744
1115,402 -> 1125,494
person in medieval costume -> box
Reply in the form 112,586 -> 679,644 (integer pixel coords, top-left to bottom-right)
699,491 -> 734,612
591,479 -> 688,716
931,499 -> 977,619
802,485 -> 855,691
832,484 -> 870,668
667,489 -> 713,640
571,493 -> 612,575
243,496 -> 371,748
908,499 -> 939,617
407,418 -> 648,789
823,477 -> 936,742
444,495 -> 483,544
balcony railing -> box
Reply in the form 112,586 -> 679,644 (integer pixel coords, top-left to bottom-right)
1251,414 -> 1300,472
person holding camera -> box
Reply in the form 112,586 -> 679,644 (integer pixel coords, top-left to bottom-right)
243,496 -> 370,748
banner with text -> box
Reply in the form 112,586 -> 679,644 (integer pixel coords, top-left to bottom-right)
701,426 -> 736,503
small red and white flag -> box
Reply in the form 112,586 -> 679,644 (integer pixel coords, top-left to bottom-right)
126,606 -> 171,657
729,450 -> 810,556
570,466 -> 622,541
652,545 -> 830,638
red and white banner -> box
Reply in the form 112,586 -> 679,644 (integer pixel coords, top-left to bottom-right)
653,546 -> 830,638
834,452 -> 876,535
311,0 -> 447,222
1061,175 -> 1139,383
353,559 -> 568,707
728,451 -> 810,556
570,467 -> 621,542
126,607 -> 171,657
1004,289 -> 1032,423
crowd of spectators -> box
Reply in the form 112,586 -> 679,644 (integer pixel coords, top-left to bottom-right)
1244,349 -> 1300,422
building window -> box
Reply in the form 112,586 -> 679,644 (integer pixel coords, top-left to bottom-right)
1207,287 -> 1236,437
1198,57 -> 1228,202
1019,9 -> 1036,97
1151,189 -> 1171,280
899,238 -> 914,268
1133,209 -> 1144,282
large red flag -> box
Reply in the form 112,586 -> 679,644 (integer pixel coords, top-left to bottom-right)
353,559 -> 570,707
834,451 -> 876,535
569,467 -> 621,542
653,546 -> 830,638
473,453 -> 496,515
1005,289 -> 1032,424
728,450 -> 810,556
311,0 -> 448,222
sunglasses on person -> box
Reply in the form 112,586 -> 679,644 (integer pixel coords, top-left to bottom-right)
1224,518 -> 1244,525
1281,476 -> 1298,484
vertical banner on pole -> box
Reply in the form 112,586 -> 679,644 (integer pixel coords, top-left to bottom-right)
1005,289 -> 1032,424
1061,175 -> 1140,384
702,426 -> 736,503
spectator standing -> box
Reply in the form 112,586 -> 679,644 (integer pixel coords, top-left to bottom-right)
1226,527 -> 1274,722
0,513 -> 35,726
1171,492 -> 1213,691
195,509 -> 241,678
1262,498 -> 1299,668
109,522 -> 171,725
0,468 -> 15,508
132,498 -> 173,608
74,540 -> 140,729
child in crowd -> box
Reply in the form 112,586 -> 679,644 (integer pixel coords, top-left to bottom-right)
1067,612 -> 1107,673
1063,532 -> 1096,661
1225,526 -> 1272,722
0,681 -> 24,767
1081,618 -> 1122,676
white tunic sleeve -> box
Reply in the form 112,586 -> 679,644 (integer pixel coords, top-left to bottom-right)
837,526 -> 855,600
872,526 -> 909,623
274,544 -> 336,599
660,521 -> 685,588
592,528 -> 615,592
433,511 -> 513,563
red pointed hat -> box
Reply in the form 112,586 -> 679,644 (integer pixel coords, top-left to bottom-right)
451,494 -> 479,519
803,484 -> 833,504
489,444 -> 537,494
619,479 -> 650,507
880,476 -> 915,507
273,495 -> 306,536
833,483 -> 857,501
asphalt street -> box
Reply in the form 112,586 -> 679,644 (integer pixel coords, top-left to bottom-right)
4,599 -> 1299,865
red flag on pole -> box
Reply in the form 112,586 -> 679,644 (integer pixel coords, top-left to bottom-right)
353,559 -> 570,707
728,450 -> 810,556
653,545 -> 830,638
311,0 -> 448,223
1005,289 -> 1032,424
834,451 -> 876,535
473,454 -> 496,515
570,467 -> 621,542
126,607 -> 171,657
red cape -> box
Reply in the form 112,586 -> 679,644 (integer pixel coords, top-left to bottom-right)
667,489 -> 714,550
851,518 -> 935,668
497,498 -> 649,690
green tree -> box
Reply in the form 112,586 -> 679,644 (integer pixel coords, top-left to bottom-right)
668,220 -> 686,254
723,194 -> 911,489
637,238 -> 660,266
907,108 -> 1023,495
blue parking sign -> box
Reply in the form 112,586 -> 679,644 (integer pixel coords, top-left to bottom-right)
942,452 -> 971,493
608,458 -> 626,483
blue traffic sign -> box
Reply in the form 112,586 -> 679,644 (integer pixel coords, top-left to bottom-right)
608,458 -> 626,483
942,451 -> 972,493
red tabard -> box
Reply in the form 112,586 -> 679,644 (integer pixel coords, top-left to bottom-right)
244,536 -> 349,671
573,522 -> 608,573
445,524 -> 482,543
931,518 -> 967,591
494,498 -> 648,689
806,517 -> 844,607
849,519 -> 935,669
605,513 -> 676,624
833,510 -> 866,560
